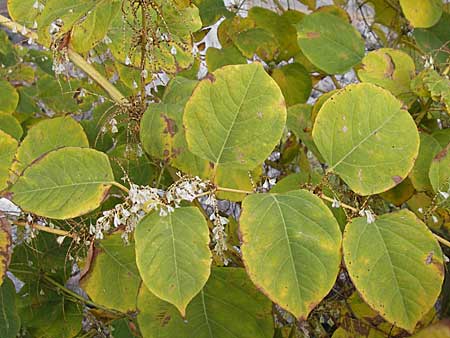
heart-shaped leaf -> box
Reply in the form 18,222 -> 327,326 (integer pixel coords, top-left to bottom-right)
343,209 -> 444,332
240,190 -> 342,319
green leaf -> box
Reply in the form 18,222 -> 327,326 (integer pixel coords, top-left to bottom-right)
312,83 -> 419,195
414,13 -> 450,65
184,63 -> 286,170
235,28 -> 279,61
135,206 -> 211,317
11,147 -> 115,219
296,12 -> 365,74
137,267 -> 274,338
409,133 -> 442,192
12,116 -> 89,175
0,80 -> 19,114
37,0 -> 120,50
399,0 -> 442,28
206,46 -> 247,72
0,130 -> 18,192
81,232 -> 141,313
0,278 -> 20,338
240,190 -> 342,319
0,113 -> 23,141
193,0 -> 232,26
272,63 -> 312,106
7,0 -> 40,27
429,144 -> 450,199
357,48 -> 416,105
343,209 -> 444,332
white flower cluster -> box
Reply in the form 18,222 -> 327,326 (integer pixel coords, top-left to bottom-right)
91,174 -> 224,246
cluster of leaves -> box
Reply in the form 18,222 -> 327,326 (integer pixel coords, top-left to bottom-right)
0,0 -> 449,337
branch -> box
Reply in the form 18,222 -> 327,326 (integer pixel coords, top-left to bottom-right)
0,14 -> 129,105
15,221 -> 78,239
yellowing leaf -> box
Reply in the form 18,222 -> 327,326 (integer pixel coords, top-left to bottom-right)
80,233 -> 141,313
0,130 -> 18,192
240,190 -> 342,319
0,212 -> 12,285
0,80 -> 19,114
12,116 -> 89,176
343,210 -> 444,332
312,83 -> 419,195
184,63 -> 286,170
135,206 -> 211,317
11,147 -> 114,219
400,0 -> 442,28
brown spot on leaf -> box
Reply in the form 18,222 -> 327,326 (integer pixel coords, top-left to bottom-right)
433,146 -> 449,162
425,251 -> 434,265
306,32 -> 321,39
392,176 -> 403,185
156,311 -> 172,327
204,73 -> 216,83
162,115 -> 177,137
383,52 -> 395,79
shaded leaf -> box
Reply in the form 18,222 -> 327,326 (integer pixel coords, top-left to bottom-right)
0,113 -> 23,141
296,12 -> 365,74
0,130 -> 18,191
0,278 -> 20,338
137,267 -> 274,338
0,80 -> 19,114
272,63 -> 312,106
81,232 -> 141,313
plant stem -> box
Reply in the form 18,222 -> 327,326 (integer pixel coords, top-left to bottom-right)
111,181 -> 130,194
331,75 -> 342,89
319,194 -> 359,213
433,233 -> 450,248
15,221 -> 77,239
272,0 -> 286,13
43,274 -> 126,317
0,14 -> 129,105
216,186 -> 254,195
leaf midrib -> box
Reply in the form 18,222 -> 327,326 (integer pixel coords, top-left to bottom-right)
214,66 -> 258,165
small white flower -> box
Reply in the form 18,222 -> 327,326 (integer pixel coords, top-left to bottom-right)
432,215 -> 439,224
125,55 -> 132,66
332,198 -> 340,208
12,25 -> 17,33
56,236 -> 66,245
418,207 -> 423,214
364,210 -> 376,224
32,20 -> 38,29
141,69 -> 148,79
132,80 -> 138,89
102,35 -> 112,44
21,25 -> 27,35
170,46 -> 177,55
439,191 -> 449,200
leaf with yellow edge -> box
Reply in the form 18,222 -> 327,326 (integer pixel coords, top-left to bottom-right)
312,83 -> 419,196
240,190 -> 342,319
343,209 -> 444,332
0,212 -> 12,285
399,0 -> 442,28
11,147 -> 114,219
184,63 -> 286,170
135,206 -> 211,317
0,130 -> 18,192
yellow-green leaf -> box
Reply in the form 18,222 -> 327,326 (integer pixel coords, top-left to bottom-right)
296,12 -> 365,74
240,190 -> 342,319
358,48 -> 417,105
429,144 -> 450,201
0,113 -> 22,141
409,133 -> 442,192
0,130 -> 18,192
343,209 -> 444,332
11,147 -> 114,219
184,63 -> 286,170
412,320 -> 450,337
0,80 -> 19,114
312,83 -> 419,195
399,0 -> 442,28
272,63 -> 312,106
80,232 -> 141,313
135,206 -> 211,317
137,268 -> 274,338
12,116 -> 89,175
